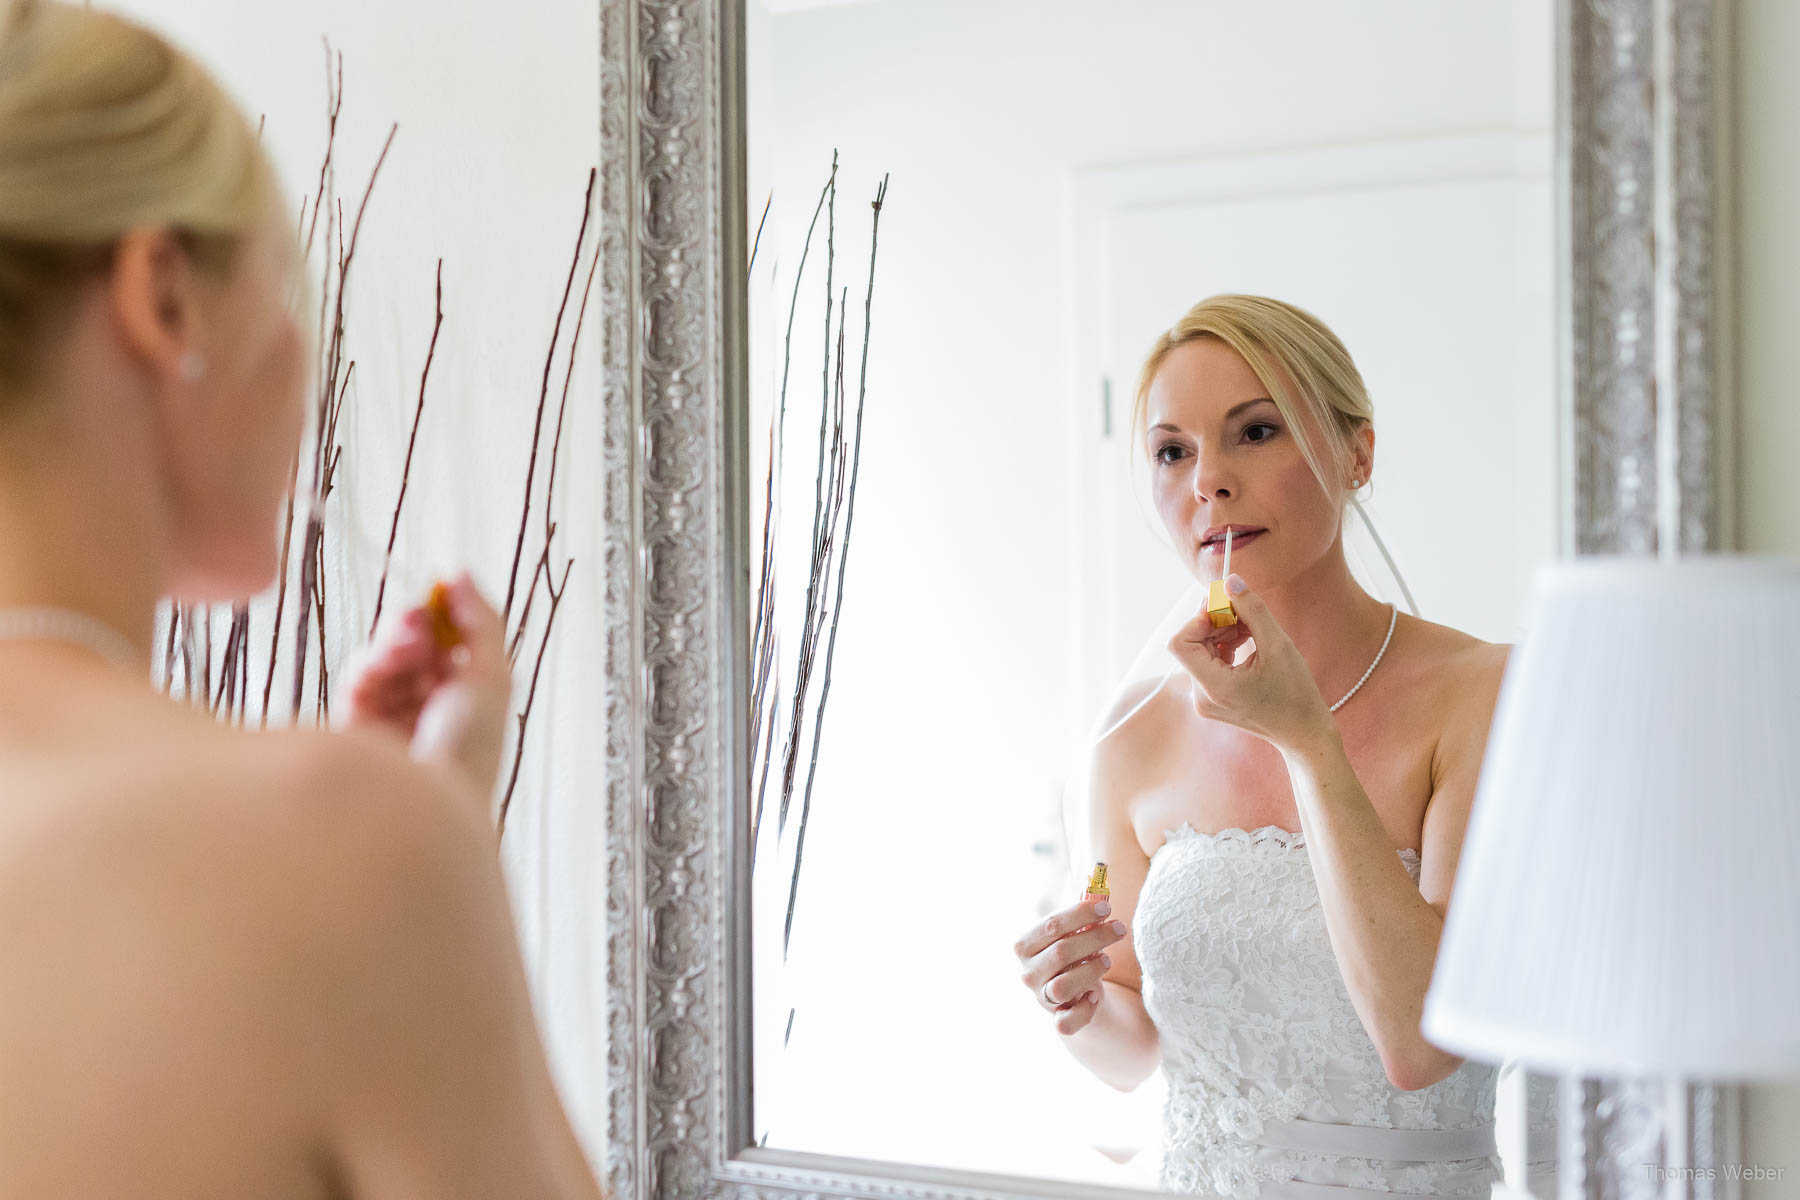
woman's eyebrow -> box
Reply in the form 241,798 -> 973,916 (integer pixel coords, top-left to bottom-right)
1148,397 -> 1275,434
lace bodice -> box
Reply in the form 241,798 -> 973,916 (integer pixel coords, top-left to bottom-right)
1134,823 -> 1556,1198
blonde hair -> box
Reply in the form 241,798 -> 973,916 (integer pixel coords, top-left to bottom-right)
0,0 -> 281,389
1132,293 -> 1373,504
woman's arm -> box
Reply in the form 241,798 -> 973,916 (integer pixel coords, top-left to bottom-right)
1014,722 -> 1160,1092
1279,646 -> 1508,1091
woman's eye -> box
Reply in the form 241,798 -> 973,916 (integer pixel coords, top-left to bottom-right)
1243,422 -> 1279,444
1153,443 -> 1187,466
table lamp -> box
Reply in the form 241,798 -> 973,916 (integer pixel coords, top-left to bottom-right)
1422,555 -> 1800,1190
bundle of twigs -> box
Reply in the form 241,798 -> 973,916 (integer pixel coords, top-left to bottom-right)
749,155 -> 890,966
156,44 -> 594,838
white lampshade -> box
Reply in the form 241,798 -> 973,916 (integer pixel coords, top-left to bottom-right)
1422,554 -> 1800,1079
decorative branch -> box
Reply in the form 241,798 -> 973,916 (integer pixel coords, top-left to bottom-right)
261,450 -> 301,724
510,236 -> 599,663
504,167 -> 596,624
748,188 -> 772,276
783,175 -> 887,952
782,291 -> 850,954
371,258 -> 444,637
764,155 -> 838,844
498,557 -> 573,834
291,121 -> 395,720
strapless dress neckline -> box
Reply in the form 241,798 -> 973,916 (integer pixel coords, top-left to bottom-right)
1160,821 -> 1422,864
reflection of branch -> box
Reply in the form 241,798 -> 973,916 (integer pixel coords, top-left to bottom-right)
498,558 -> 573,834
766,156 -> 838,844
371,259 -> 444,637
783,292 -> 850,954
505,168 -> 596,624
783,175 -> 888,956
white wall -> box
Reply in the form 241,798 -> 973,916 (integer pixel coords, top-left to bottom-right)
114,0 -> 608,1164
1733,0 -> 1800,1190
748,0 -> 1551,1181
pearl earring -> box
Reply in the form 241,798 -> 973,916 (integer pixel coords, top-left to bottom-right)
179,351 -> 207,382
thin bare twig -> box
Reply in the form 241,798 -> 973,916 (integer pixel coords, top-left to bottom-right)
507,525 -> 557,663
768,155 -> 838,838
261,449 -> 302,725
784,175 -> 888,955
303,43 -> 342,259
504,168 -> 596,624
544,243 -> 600,545
292,122 -> 395,720
748,189 -> 772,275
371,259 -> 444,637
780,291 -> 849,952
498,558 -> 573,834
161,604 -> 180,696
510,235 -> 599,662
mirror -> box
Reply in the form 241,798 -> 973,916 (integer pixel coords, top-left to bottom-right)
742,0 -> 1559,1192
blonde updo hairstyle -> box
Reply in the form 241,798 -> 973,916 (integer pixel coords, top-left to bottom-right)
1131,293 -> 1375,510
0,0 -> 282,392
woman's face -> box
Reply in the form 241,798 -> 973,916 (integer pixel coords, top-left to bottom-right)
1143,336 -> 1360,586
163,213 -> 310,599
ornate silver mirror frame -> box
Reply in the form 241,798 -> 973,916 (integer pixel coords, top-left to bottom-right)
594,0 -> 1738,1195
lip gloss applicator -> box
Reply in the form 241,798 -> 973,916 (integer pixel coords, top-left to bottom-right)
1084,862 -> 1109,904
1207,527 -> 1238,628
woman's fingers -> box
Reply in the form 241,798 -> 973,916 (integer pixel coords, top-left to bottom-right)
1019,919 -> 1127,991
342,609 -> 446,732
1039,951 -> 1111,1009
1012,897 -> 1113,962
1054,989 -> 1101,1036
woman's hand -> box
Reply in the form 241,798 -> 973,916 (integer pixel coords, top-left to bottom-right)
342,572 -> 512,818
1014,898 -> 1129,1036
1166,572 -> 1335,753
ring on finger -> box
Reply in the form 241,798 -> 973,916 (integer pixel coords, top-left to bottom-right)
1041,980 -> 1058,1008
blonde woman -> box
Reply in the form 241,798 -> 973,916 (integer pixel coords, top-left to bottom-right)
1013,296 -> 1552,1196
0,3 -> 603,1197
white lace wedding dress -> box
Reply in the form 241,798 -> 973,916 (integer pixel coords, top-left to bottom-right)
1134,823 -> 1558,1199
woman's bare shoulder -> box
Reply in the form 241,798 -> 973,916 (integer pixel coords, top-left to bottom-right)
1386,615 -> 1514,763
1392,611 -> 1513,686
1088,672 -> 1190,804
0,701 -> 479,943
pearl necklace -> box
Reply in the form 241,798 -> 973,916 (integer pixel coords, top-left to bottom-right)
0,607 -> 143,675
1329,603 -> 1398,713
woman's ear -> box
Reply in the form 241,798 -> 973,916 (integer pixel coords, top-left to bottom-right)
1353,423 -> 1375,487
107,228 -> 204,385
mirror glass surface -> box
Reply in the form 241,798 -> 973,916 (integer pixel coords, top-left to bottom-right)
745,0 -> 1554,1188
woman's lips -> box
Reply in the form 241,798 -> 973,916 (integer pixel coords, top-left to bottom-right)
1201,529 -> 1263,555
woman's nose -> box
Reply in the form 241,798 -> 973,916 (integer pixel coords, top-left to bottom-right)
1191,450 -> 1232,501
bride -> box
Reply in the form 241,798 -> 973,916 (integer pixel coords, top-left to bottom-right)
1011,295 -> 1552,1198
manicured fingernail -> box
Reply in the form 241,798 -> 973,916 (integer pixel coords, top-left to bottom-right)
1111,921 -> 1127,935
1100,954 -> 1112,968
1227,572 -> 1247,595
1094,899 -> 1111,917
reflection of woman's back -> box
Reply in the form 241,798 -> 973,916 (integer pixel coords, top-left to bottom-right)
1101,682 -> 1552,1199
